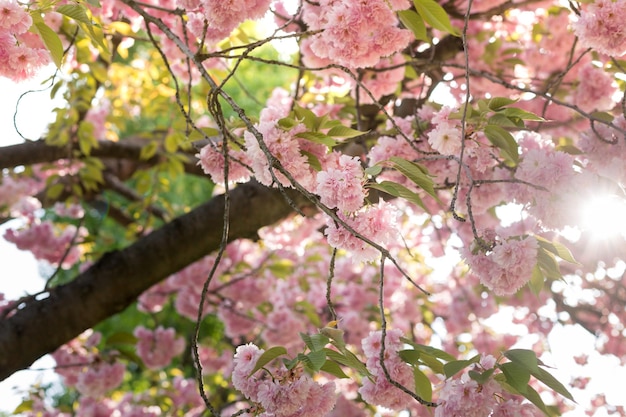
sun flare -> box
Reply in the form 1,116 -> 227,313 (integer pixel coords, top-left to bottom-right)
579,193 -> 626,240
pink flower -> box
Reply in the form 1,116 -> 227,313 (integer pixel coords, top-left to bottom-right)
465,236 -> 538,296
302,0 -> 412,68
196,141 -> 251,185
427,122 -> 463,155
316,154 -> 366,212
324,201 -> 399,263
231,343 -> 265,402
492,399 -> 544,417
435,377 -> 499,417
76,361 -> 126,398
0,0 -> 32,34
134,326 -> 186,370
573,63 -> 618,112
572,0 -> 626,57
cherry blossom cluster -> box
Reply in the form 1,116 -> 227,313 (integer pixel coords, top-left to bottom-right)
134,325 -> 186,369
359,329 -> 416,410
299,0 -> 413,68
572,0 -> 626,57
0,0 -> 50,81
4,220 -> 83,268
464,233 -> 539,296
231,343 -> 337,416
179,0 -> 272,44
51,331 -> 126,398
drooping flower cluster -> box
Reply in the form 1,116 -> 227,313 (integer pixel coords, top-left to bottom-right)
464,234 -> 539,296
301,0 -> 412,68
316,153 -> 366,212
572,0 -> 626,57
0,0 -> 50,81
231,343 -> 337,416
435,374 -> 500,417
134,326 -> 186,370
325,201 -> 399,263
196,140 -> 252,185
359,329 -> 415,410
181,0 -> 273,43
52,331 -> 126,398
4,220 -> 83,268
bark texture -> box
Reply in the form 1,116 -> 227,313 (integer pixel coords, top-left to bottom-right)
0,180 -> 307,381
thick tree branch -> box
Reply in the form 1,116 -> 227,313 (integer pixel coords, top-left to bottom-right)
0,138 -> 204,176
0,180 -> 308,381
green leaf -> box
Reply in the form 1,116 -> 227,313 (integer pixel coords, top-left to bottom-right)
400,339 -> 456,362
535,236 -> 578,264
304,350 -> 327,371
365,164 -> 383,176
293,106 -> 319,130
326,125 -> 366,139
521,384 -> 552,416
56,4 -> 91,24
468,367 -> 495,384
324,348 -> 370,376
399,349 -> 421,365
164,131 -> 186,153
296,131 -> 337,147
499,362 -> 530,394
398,9 -> 428,42
320,358 -> 349,378
278,117 -> 299,130
529,264 -> 544,295
34,22 -> 64,68
488,113 -> 519,128
369,181 -> 427,211
188,127 -> 220,141
413,368 -> 433,402
537,248 -> 562,281
484,124 -> 519,165
503,349 -> 540,374
249,346 -> 288,376
388,157 -> 439,202
488,97 -> 518,111
46,182 -> 65,200
502,107 -> 546,122
443,356 -> 479,378
13,400 -> 34,414
413,0 -> 460,36
301,150 -> 322,171
590,111 -> 614,123
139,141 -> 159,160
300,332 -> 329,352
78,121 -> 96,156
532,367 -> 575,402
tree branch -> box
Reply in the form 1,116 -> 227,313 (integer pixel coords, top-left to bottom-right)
0,180 -> 308,381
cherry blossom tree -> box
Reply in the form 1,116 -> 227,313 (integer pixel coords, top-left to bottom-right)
1,0 -> 625,415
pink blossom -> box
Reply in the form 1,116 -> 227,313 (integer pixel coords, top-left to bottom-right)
465,236 -> 538,296
325,201 -> 399,263
231,343 -> 265,402
4,220 -> 82,268
427,122 -> 463,155
435,377 -> 499,417
316,153 -> 366,212
196,141 -> 251,185
574,63 -> 618,112
76,361 -> 126,398
572,0 -> 626,57
134,326 -> 186,369
302,0 -> 412,68
492,399 -> 544,417
359,329 -> 415,410
0,0 -> 32,34
359,54 -> 406,103
200,0 -> 273,43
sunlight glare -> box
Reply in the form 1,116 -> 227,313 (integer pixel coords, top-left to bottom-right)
579,193 -> 626,240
